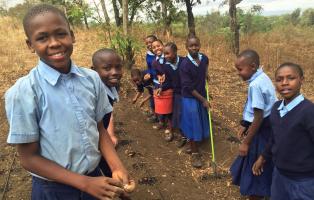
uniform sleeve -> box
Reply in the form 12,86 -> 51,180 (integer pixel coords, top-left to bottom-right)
5,79 -> 40,144
94,73 -> 113,122
249,84 -> 265,110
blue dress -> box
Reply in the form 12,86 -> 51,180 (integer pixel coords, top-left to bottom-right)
230,117 -> 273,197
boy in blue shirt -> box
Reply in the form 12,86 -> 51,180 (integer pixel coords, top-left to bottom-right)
5,4 -> 133,200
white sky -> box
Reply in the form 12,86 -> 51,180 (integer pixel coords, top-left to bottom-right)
3,0 -> 314,17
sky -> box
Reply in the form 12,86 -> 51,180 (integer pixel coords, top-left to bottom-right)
3,0 -> 314,16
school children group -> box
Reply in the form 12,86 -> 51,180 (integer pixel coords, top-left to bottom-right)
4,4 -> 314,200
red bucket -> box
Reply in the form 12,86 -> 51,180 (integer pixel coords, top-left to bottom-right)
154,89 -> 173,114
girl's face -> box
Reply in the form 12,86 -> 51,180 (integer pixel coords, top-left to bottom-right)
275,66 -> 303,104
132,75 -> 142,86
145,37 -> 154,52
164,46 -> 177,64
186,38 -> 200,58
152,41 -> 163,56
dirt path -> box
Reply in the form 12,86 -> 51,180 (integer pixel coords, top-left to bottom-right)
113,88 -> 243,199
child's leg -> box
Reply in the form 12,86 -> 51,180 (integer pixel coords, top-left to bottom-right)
190,140 -> 203,168
164,114 -> 174,142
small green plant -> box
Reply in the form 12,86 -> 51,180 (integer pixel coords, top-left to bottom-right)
110,32 -> 140,69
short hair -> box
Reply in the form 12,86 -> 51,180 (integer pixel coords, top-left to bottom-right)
164,42 -> 178,54
92,48 -> 120,66
23,4 -> 70,38
186,35 -> 200,46
130,68 -> 142,78
152,39 -> 163,45
276,62 -> 304,78
238,49 -> 260,68
146,35 -> 157,41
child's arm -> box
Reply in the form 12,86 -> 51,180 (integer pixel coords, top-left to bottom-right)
17,142 -> 124,199
132,91 -> 142,104
98,121 -> 131,187
107,114 -> 118,146
140,94 -> 152,107
191,90 -> 210,108
239,108 -> 264,156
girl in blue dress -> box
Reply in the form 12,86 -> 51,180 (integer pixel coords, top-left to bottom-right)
179,36 -> 210,168
231,49 -> 277,200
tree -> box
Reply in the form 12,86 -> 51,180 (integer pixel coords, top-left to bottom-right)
183,0 -> 201,37
290,8 -> 301,25
122,0 -> 128,35
112,0 -> 145,27
99,0 -> 111,25
112,0 -> 122,26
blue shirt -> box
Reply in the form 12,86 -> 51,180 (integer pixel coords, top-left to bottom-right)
5,60 -> 112,177
277,94 -> 304,117
243,68 -> 277,122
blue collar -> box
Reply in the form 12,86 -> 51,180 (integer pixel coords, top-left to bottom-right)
166,56 -> 180,70
187,53 -> 202,67
37,60 -> 84,86
156,54 -> 165,64
248,68 -> 263,83
278,94 -> 304,117
103,84 -> 119,102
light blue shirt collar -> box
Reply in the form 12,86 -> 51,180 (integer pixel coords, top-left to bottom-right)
38,60 -> 84,86
147,50 -> 154,56
104,84 -> 119,102
278,94 -> 304,117
187,53 -> 202,67
248,67 -> 263,83
166,56 -> 180,70
156,54 -> 165,64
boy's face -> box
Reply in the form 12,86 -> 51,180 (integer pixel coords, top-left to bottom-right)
235,56 -> 257,81
152,41 -> 163,56
93,53 -> 122,87
275,66 -> 303,104
186,38 -> 200,58
132,76 -> 142,86
164,46 -> 176,64
26,12 -> 75,73
145,37 -> 154,52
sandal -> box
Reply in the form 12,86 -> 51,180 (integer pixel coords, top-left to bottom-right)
176,136 -> 188,148
164,130 -> 173,142
191,153 -> 203,168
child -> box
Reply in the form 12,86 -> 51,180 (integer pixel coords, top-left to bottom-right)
151,39 -> 173,135
179,36 -> 210,168
230,49 -> 277,200
131,68 -> 154,110
91,48 -> 122,178
5,4 -> 132,199
145,35 -> 157,74
162,42 -> 186,144
253,62 -> 314,200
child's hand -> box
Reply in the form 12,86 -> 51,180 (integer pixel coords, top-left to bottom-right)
154,88 -> 162,96
202,100 -> 210,108
237,126 -> 247,139
83,176 -> 124,199
132,98 -> 137,104
157,74 -> 165,84
143,73 -> 151,81
112,169 -> 136,195
110,134 -> 119,147
252,156 -> 265,176
239,142 -> 249,156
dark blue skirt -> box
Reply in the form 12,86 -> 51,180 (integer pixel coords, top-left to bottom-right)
172,93 -> 182,129
180,97 -> 209,141
230,117 -> 273,197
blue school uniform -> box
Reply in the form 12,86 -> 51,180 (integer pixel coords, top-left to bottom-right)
136,70 -> 155,110
230,68 -> 277,197
263,95 -> 314,200
146,50 -> 155,72
179,53 -> 209,141
99,85 -> 120,178
151,55 -> 165,87
164,56 -> 184,129
5,60 -> 112,199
